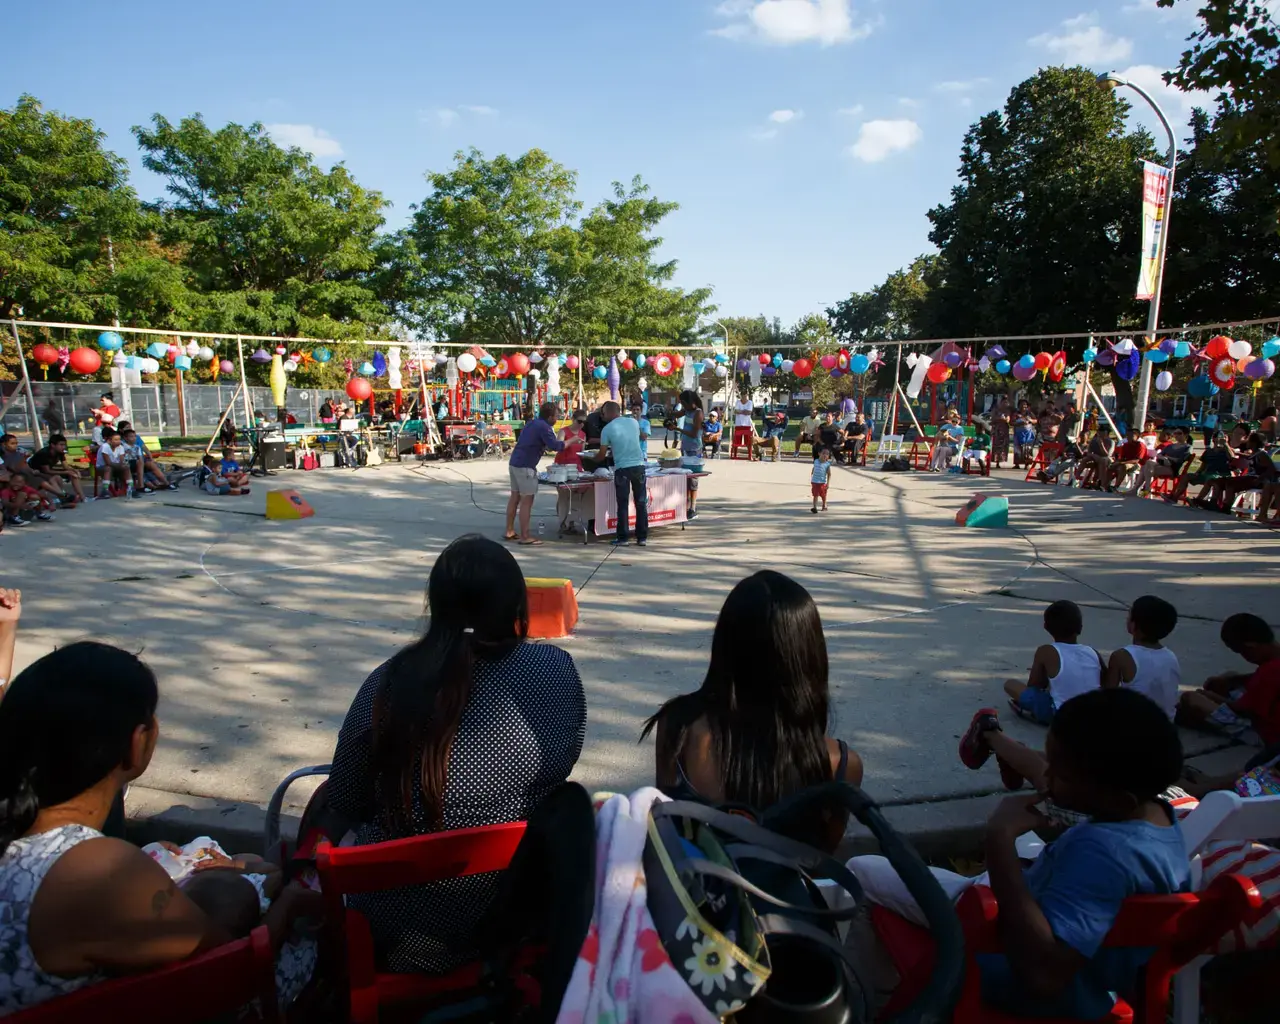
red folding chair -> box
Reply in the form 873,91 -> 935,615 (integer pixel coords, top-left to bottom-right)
8,925 -> 278,1023
314,822 -> 530,1024
1026,442 -> 1064,482
872,872 -> 1261,1024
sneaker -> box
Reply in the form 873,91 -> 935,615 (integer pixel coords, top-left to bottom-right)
142,485 -> 155,494
686,510 -> 699,521
811,507 -> 818,514
610,538 -> 629,547
4,516 -> 26,527
958,708 -> 1000,769
636,540 -> 647,547
36,511 -> 54,522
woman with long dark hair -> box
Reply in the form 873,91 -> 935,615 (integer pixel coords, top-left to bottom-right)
328,534 -> 586,973
641,571 -> 863,851
0,643 -> 318,1014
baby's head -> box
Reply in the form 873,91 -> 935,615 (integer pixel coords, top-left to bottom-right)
182,869 -> 260,938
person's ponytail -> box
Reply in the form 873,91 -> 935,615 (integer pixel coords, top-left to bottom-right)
0,768 -> 39,857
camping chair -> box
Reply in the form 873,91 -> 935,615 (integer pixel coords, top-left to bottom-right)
873,873 -> 1261,1024
7,925 -> 278,1023
1172,791 -> 1280,1024
314,823 -> 532,1024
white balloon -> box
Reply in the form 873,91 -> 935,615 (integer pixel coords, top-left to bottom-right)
867,349 -> 879,362
1228,340 -> 1251,360
978,356 -> 991,372
703,357 -> 716,370
435,353 -> 449,365
715,365 -> 727,378
1114,338 -> 1136,355
528,368 -> 541,379
456,352 -> 478,373
283,359 -> 298,372
141,357 -> 160,373
617,349 -> 628,362
529,351 -> 543,363
906,355 -> 932,399
185,340 -> 200,357
781,359 -> 795,372
636,377 -> 648,391
1155,370 -> 1173,392
198,346 -> 215,361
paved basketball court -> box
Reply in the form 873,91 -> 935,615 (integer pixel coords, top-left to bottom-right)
5,453 -> 1277,852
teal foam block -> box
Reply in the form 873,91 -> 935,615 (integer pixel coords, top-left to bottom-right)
964,495 -> 1008,528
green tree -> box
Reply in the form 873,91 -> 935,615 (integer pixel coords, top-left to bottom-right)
0,95 -> 142,324
394,149 -> 711,351
923,67 -> 1159,341
827,255 -> 935,343
132,113 -> 391,383
1160,0 -> 1280,173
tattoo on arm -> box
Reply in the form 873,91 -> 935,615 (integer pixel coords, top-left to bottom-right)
151,881 -> 176,916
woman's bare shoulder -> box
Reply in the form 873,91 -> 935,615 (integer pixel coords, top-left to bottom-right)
826,737 -> 864,787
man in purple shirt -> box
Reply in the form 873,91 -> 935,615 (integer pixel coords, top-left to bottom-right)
505,401 -> 564,545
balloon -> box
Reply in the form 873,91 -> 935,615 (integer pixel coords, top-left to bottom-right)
346,377 -> 373,401
1033,352 -> 1051,371
197,346 -> 215,361
793,358 -> 813,378
1018,354 -> 1035,369
653,354 -> 674,376
140,358 -> 160,374
528,368 -> 541,380
1189,374 -> 1220,398
943,351 -> 961,368
251,348 -> 271,363
593,365 -> 608,380
1145,349 -> 1168,363
1206,336 -> 1231,359
1174,341 -> 1192,358
1155,370 -> 1173,391
1262,338 -> 1280,359
1243,358 -> 1273,380
772,353 -> 783,367
996,359 -> 1011,374
978,356 -> 991,372
763,365 -> 777,376
1116,350 -> 1141,381
829,368 -> 842,379
926,363 -> 951,384
1012,361 -> 1037,382
1095,350 -> 1115,367
1237,356 -> 1252,373
1209,356 -> 1235,387
174,355 -> 192,371
508,352 -> 530,376
703,357 -> 716,371
1158,338 -> 1177,355
736,358 -> 750,372
849,354 -> 870,374
715,365 -> 728,377
781,359 -> 795,373
820,354 -> 838,370
1228,340 -> 1252,360
68,347 -> 100,374
283,358 -> 298,373
631,353 -> 644,368
31,343 -> 58,366
757,353 -> 770,365
97,331 -> 123,351
456,352 -> 478,373
671,353 -> 685,369
1048,351 -> 1067,383
565,354 -> 580,370
313,347 -> 331,363
622,358 -> 635,371
1082,347 -> 1097,363
220,359 -> 235,374
637,377 -> 648,391
358,361 -> 375,376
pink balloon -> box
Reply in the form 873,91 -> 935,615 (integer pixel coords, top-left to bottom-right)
1012,361 -> 1038,382
565,355 -> 580,370
820,354 -> 838,370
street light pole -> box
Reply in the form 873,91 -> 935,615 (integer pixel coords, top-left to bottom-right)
1097,71 -> 1177,433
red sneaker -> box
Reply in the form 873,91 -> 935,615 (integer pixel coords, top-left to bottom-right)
959,708 -> 1000,769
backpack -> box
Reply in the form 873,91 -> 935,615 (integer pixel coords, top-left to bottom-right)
645,783 -> 964,1023
881,455 -> 912,472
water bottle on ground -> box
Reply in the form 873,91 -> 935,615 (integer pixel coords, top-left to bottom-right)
127,479 -> 134,499
537,521 -> 545,538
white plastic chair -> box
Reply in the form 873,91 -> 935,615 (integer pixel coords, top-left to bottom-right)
1173,790 -> 1280,1024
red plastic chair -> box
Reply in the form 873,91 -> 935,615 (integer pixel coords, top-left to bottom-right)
8,925 -> 278,1023
314,822 -> 529,1024
1025,442 -> 1064,482
873,872 -> 1262,1024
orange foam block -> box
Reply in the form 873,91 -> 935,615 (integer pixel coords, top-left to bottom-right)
525,578 -> 579,639
265,489 -> 315,520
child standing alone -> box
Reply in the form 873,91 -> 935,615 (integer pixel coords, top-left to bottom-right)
1004,600 -> 1103,725
1102,595 -> 1180,719
811,446 -> 833,513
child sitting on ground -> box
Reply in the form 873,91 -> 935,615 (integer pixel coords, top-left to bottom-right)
1004,600 -> 1103,725
810,446 -> 832,513
1101,595 -> 1180,719
199,454 -> 250,496
0,466 -> 53,527
857,689 -> 1188,1020
1177,612 -> 1280,747
220,447 -> 251,488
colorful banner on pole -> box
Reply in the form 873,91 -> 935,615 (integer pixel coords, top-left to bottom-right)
1136,160 -> 1172,301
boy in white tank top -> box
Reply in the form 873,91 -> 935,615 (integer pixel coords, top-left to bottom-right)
1103,595 -> 1180,719
1005,600 -> 1103,725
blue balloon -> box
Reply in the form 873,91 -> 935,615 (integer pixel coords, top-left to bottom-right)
1174,341 -> 1192,358
1262,338 -> 1280,359
97,331 -> 123,351
558,353 -> 568,366
715,353 -> 728,364
829,367 -> 842,379
174,355 -> 192,371
480,356 -> 496,367
359,361 -> 375,375
313,347 -> 332,363
636,353 -> 646,368
1082,347 -> 1097,363
125,355 -> 141,370
593,365 -> 608,380
1187,375 -> 1219,398
146,341 -> 168,359
996,359 -> 1011,374
1017,354 -> 1035,369
772,353 -> 783,367
850,354 -> 870,374
1145,349 -> 1168,363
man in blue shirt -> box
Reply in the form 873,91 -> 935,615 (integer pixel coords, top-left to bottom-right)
505,401 -> 564,545
598,401 -> 648,547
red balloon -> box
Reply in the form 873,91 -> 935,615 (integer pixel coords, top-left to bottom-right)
793,358 -> 813,379
346,377 -> 373,401
68,347 -> 101,375
1205,335 -> 1231,359
31,343 -> 58,366
671,353 -> 685,369
622,359 -> 635,370
1033,352 -> 1051,371
819,354 -> 837,370
926,363 -> 952,384
507,352 -> 530,376
758,353 -> 772,365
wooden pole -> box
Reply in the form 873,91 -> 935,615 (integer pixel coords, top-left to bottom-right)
175,367 -> 188,437
236,336 -> 252,428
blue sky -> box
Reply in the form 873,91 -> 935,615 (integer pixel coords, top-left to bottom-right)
6,0 -> 1210,325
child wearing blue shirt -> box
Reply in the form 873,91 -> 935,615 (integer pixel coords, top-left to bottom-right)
810,446 -> 833,513
220,447 -> 250,489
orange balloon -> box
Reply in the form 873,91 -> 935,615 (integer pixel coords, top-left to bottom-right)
926,363 -> 951,384
1033,352 -> 1052,371
1237,356 -> 1252,373
1205,335 -> 1231,359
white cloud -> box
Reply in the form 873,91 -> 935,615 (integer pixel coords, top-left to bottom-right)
461,105 -> 498,116
711,0 -> 880,46
264,123 -> 343,159
847,119 -> 922,163
934,78 -> 989,94
749,127 -> 780,141
897,97 -> 920,108
1030,14 -> 1133,64
430,108 -> 460,127
768,108 -> 800,123
1114,64 -> 1214,116
837,103 -> 864,117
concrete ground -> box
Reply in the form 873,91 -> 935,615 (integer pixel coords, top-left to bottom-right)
3,451 -> 1277,855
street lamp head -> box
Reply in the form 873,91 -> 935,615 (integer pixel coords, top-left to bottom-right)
1096,71 -> 1126,90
